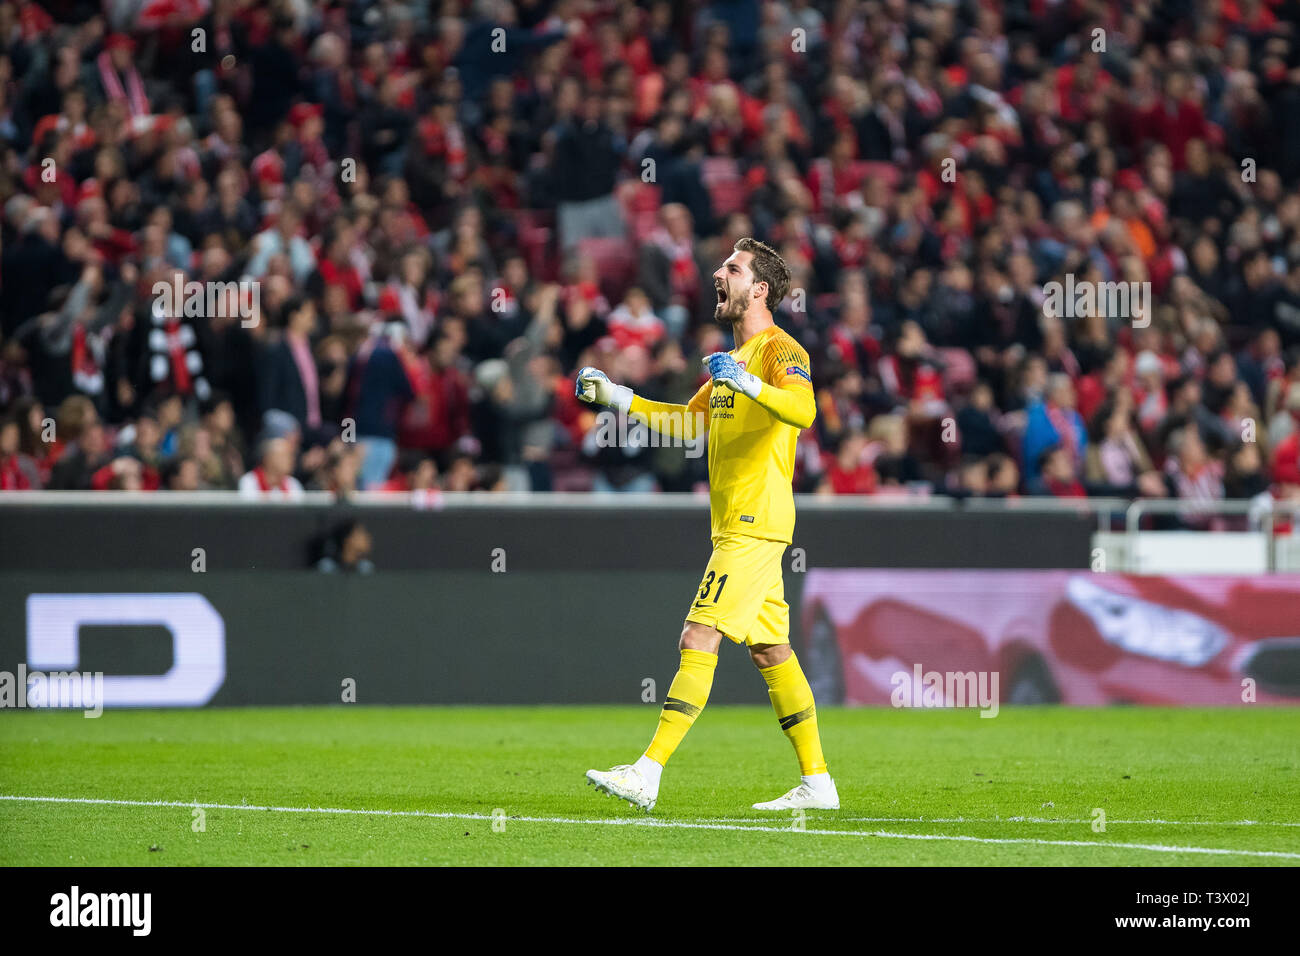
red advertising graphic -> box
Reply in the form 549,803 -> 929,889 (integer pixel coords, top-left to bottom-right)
800,571 -> 1300,707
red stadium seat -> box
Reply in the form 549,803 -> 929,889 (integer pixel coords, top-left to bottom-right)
577,237 -> 637,302
700,156 -> 740,185
620,181 -> 662,214
515,209 -> 558,283
938,347 -> 977,393
699,157 -> 747,217
619,181 -> 662,242
860,162 -> 900,191
707,179 -> 749,218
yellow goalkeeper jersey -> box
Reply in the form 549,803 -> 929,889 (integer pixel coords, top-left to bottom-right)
637,324 -> 814,544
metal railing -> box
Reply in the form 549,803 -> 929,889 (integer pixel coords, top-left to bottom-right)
1123,497 -> 1300,534
0,489 -> 1295,526
0,489 -> 953,510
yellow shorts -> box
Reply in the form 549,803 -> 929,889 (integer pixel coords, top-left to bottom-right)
684,533 -> 790,646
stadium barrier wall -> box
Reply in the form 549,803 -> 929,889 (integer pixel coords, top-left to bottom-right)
0,498 -> 1100,706
0,494 -> 1092,571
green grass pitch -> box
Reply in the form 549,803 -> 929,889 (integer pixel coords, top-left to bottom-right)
1,706 -> 1297,866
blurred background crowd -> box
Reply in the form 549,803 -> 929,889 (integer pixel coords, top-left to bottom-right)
5,0 -> 1300,515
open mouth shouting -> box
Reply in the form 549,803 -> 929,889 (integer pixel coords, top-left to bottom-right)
714,282 -> 733,318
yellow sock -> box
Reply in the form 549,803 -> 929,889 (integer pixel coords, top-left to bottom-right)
760,653 -> 827,775
645,648 -> 717,766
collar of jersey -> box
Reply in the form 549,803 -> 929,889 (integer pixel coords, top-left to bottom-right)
733,323 -> 779,356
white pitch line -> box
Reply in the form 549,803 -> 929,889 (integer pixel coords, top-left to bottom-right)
843,816 -> 1300,827
704,815 -> 1300,826
3,795 -> 1298,860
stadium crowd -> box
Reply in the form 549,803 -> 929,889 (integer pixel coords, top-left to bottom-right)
4,0 -> 1300,516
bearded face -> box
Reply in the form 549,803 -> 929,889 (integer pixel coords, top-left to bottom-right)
713,270 -> 752,324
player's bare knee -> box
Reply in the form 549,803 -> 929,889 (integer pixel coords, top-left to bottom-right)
679,622 -> 722,654
749,643 -> 791,669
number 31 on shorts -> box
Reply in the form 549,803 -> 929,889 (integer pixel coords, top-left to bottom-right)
698,570 -> 729,603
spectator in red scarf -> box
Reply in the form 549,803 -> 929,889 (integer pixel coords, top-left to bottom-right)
1023,374 -> 1088,485
4,397 -> 49,483
1164,425 -> 1226,527
818,429 -> 878,495
637,203 -> 702,338
1029,445 -> 1087,498
386,249 -> 438,348
90,454 -> 146,491
315,226 -> 364,310
0,415 -> 39,489
1076,348 -> 1128,425
76,198 -> 137,268
96,34 -> 150,120
238,435 -> 304,499
879,321 -> 946,420
48,420 -> 112,490
607,288 -> 666,351
807,132 -> 866,214
398,328 -> 472,460
378,451 -> 439,493
261,295 -> 322,435
1133,350 -> 1169,434
826,272 -> 881,378
1270,384 -> 1300,493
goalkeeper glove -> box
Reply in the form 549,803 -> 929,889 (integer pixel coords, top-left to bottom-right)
575,366 -> 633,412
703,352 -> 762,399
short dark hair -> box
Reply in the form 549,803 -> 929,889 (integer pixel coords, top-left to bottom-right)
1037,443 -> 1066,473
199,388 -> 232,418
161,455 -> 195,488
281,294 -> 309,327
734,237 -> 791,312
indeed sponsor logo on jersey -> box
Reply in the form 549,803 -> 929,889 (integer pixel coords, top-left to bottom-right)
710,392 -> 736,409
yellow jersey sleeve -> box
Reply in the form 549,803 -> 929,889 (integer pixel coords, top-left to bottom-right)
628,380 -> 712,440
749,332 -> 815,429
760,335 -> 814,392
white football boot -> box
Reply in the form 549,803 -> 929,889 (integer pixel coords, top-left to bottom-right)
585,765 -> 657,811
752,777 -> 840,811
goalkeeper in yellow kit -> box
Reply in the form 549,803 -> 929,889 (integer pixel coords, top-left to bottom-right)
576,237 -> 838,813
